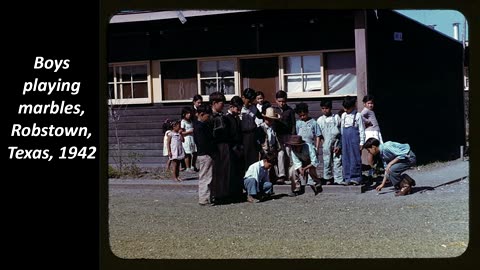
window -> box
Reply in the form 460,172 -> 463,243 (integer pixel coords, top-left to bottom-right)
108,62 -> 151,104
325,51 -> 357,95
161,60 -> 197,100
282,55 -> 322,93
199,59 -> 236,95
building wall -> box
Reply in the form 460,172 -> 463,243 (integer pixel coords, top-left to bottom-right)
366,10 -> 466,164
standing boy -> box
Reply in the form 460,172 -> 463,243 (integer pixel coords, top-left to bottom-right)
340,96 -> 365,185
295,102 -> 322,150
274,90 -> 296,184
193,104 -> 214,205
317,100 -> 343,185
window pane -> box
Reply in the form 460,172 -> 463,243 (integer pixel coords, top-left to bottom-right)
201,79 -> 217,95
303,55 -> 321,73
131,65 -> 147,81
120,66 -> 132,82
304,74 -> 322,91
219,77 -> 235,94
326,52 -> 356,95
200,61 -> 217,77
285,75 -> 302,93
108,67 -> 114,83
121,83 -> 132,99
108,84 -> 115,99
218,60 -> 234,77
284,56 -> 301,74
161,60 -> 198,100
133,83 -> 148,98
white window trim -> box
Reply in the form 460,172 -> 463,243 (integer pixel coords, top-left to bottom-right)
108,61 -> 152,105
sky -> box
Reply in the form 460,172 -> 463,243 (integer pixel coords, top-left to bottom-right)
395,10 -> 469,41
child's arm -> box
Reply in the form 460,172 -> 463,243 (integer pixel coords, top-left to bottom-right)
181,129 -> 193,136
376,157 -> 400,191
167,134 -> 172,158
357,113 -> 366,149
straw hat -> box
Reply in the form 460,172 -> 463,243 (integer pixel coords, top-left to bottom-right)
285,135 -> 306,146
262,107 -> 280,120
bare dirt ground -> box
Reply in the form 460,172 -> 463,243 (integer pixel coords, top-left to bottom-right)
108,159 -> 469,259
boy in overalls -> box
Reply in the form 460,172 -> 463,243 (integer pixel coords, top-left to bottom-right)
340,96 -> 365,185
317,100 -> 343,185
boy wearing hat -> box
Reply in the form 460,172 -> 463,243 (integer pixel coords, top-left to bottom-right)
286,135 -> 323,196
258,107 -> 288,185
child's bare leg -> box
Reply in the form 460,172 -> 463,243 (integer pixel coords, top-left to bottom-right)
175,160 -> 182,181
192,152 -> 198,170
166,159 -> 172,172
185,154 -> 191,170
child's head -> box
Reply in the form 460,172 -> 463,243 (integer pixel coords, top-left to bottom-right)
275,90 -> 288,108
229,96 -> 243,115
263,152 -> 277,169
261,100 -> 272,114
320,100 -> 332,116
342,96 -> 357,113
242,88 -> 257,106
294,102 -> 309,121
362,95 -> 375,110
196,104 -> 212,122
171,120 -> 181,132
362,137 -> 381,155
193,94 -> 203,108
181,106 -> 193,120
209,91 -> 226,112
255,91 -> 265,105
162,119 -> 172,134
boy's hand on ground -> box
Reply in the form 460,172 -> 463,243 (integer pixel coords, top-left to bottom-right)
376,184 -> 384,191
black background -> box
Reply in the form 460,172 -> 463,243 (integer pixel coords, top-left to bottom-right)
4,1 -> 478,270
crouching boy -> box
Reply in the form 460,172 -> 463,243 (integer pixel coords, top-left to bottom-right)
362,138 -> 417,196
243,152 -> 277,203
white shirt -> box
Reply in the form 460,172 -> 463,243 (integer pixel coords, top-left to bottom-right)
244,160 -> 269,183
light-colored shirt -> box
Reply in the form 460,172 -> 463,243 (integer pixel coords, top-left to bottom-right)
291,144 -> 320,170
341,111 -> 366,145
361,108 -> 381,132
260,122 -> 277,147
379,141 -> 411,167
255,103 -> 264,126
296,118 -> 321,146
244,160 -> 270,183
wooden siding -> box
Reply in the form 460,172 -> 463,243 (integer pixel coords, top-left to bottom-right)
366,10 -> 465,164
108,98 -> 346,168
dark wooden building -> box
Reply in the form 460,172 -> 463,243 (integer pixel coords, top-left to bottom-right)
107,9 -> 466,168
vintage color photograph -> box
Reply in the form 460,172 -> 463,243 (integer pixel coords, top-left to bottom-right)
107,9 -> 469,259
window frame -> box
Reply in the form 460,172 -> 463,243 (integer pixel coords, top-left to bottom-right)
197,58 -> 239,100
108,61 -> 152,105
279,53 -> 325,98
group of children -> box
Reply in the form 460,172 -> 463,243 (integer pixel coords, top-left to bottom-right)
162,89 -> 417,205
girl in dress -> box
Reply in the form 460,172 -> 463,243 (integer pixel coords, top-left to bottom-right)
162,119 -> 173,172
167,120 -> 185,182
181,107 -> 198,172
